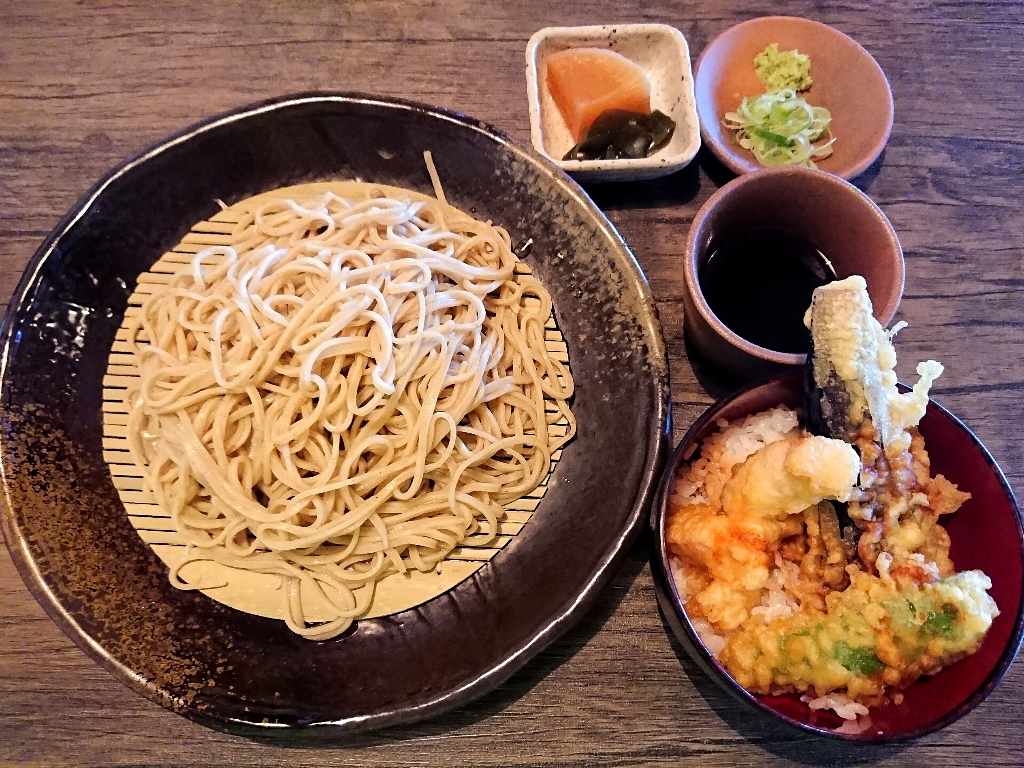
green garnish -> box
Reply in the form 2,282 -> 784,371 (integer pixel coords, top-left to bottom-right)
922,604 -> 959,636
748,126 -> 795,147
722,44 -> 833,168
834,641 -> 884,676
722,89 -> 834,168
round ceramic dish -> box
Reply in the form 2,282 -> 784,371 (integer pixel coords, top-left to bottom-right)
650,374 -> 1024,741
0,94 -> 670,737
694,16 -> 894,180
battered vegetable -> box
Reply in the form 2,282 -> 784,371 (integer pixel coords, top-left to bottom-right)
666,276 -> 996,721
720,571 -> 999,704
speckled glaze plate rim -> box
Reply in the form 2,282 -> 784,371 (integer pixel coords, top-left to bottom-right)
648,373 -> 1024,742
0,92 -> 671,736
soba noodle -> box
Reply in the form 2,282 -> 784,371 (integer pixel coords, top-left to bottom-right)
125,176 -> 575,640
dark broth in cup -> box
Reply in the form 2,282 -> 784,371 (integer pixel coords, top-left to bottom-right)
699,229 -> 837,354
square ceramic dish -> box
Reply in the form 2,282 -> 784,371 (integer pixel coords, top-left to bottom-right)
526,24 -> 700,182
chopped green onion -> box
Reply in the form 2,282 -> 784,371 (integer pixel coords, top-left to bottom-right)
748,126 -> 794,147
723,89 -> 835,168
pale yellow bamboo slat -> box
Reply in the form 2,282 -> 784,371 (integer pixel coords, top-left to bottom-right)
181,232 -> 233,246
118,489 -> 155,504
504,498 -> 542,513
137,272 -> 174,284
127,514 -> 527,539
447,548 -> 499,562
147,542 -> 499,566
460,534 -> 514,548
128,516 -> 175,532
122,502 -> 167,516
190,220 -> 236,233
102,375 -> 136,388
137,529 -> 188,546
113,476 -> 145,492
208,210 -> 243,224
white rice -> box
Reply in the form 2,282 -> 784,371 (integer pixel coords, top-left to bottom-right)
668,409 -> 803,660
833,716 -> 874,735
669,556 -> 727,657
749,555 -> 801,624
802,692 -> 870,722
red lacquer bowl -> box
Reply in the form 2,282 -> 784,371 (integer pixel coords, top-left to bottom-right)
650,374 -> 1024,740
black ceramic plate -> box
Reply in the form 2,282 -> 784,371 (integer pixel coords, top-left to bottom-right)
0,94 -> 669,737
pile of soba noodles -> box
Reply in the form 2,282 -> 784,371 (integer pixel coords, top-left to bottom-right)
126,169 -> 574,640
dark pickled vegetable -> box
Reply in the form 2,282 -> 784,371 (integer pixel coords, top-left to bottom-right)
563,109 -> 676,161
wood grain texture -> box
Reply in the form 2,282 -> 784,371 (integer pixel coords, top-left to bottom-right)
1,0 -> 1022,765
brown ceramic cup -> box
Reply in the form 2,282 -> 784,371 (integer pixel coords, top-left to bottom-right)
683,166 -> 904,378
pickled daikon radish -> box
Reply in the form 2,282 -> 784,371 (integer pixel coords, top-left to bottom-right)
545,47 -> 651,141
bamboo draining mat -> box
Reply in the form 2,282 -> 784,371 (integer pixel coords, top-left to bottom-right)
101,183 -> 571,622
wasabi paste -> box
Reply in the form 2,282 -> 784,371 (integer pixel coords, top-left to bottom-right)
754,43 -> 813,92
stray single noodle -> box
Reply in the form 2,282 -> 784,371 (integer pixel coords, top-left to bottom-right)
126,171 -> 575,639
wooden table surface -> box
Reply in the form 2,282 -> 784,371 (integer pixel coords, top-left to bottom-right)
2,1 -> 1022,765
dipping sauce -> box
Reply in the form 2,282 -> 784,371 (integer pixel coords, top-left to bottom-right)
699,229 -> 836,354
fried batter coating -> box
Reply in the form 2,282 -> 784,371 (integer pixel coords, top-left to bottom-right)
666,276 -> 994,718
721,436 -> 860,519
668,434 -> 858,631
807,276 -> 971,585
720,570 -> 999,703
802,501 -> 849,592
805,275 -> 942,458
